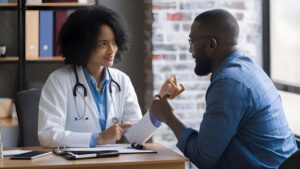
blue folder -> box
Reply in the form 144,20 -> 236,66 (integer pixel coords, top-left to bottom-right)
39,10 -> 54,57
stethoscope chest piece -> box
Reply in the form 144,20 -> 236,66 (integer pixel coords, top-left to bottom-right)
111,117 -> 120,124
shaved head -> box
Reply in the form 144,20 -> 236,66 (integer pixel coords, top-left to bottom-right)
189,9 -> 240,76
194,9 -> 239,45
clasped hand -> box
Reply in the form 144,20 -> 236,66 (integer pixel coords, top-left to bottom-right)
97,123 -> 132,144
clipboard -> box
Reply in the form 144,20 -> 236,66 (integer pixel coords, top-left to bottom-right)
53,148 -> 119,160
64,143 -> 157,154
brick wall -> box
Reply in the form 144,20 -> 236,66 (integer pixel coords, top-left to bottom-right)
144,0 -> 262,168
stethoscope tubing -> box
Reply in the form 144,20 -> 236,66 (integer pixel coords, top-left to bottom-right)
72,65 -> 121,122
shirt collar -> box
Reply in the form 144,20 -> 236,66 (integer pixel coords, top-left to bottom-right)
83,67 -> 110,88
211,49 -> 240,80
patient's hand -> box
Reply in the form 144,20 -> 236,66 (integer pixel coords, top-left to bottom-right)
159,76 -> 185,99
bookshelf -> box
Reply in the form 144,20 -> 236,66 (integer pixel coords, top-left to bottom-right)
0,0 -> 96,91
0,3 -> 17,9
0,56 -> 18,62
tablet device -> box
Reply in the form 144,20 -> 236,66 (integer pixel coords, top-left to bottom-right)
10,151 -> 52,160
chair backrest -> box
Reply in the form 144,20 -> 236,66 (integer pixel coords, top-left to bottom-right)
15,88 -> 42,147
279,150 -> 300,169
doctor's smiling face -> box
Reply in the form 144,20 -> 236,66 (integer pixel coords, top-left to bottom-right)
88,24 -> 118,68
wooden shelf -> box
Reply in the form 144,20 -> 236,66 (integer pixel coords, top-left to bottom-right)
0,3 -> 17,10
27,2 -> 95,7
0,57 -> 64,62
0,3 -> 17,7
26,2 -> 95,10
0,56 -> 18,62
26,57 -> 64,62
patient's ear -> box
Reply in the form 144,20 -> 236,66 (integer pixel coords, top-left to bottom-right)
209,37 -> 217,49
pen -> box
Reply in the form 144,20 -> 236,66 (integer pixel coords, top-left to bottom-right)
131,143 -> 147,150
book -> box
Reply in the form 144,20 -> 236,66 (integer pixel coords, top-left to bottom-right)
39,10 -> 54,57
26,10 -> 39,59
54,11 -> 68,56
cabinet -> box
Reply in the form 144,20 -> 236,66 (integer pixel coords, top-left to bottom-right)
0,0 -> 97,96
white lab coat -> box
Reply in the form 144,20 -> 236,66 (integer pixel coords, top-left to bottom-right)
38,65 -> 157,147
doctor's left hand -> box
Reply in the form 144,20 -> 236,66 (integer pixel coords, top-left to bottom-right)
97,123 -> 132,144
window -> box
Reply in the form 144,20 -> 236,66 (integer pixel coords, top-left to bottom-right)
267,0 -> 300,136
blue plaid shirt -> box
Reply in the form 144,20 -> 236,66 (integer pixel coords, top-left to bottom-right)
177,50 -> 297,169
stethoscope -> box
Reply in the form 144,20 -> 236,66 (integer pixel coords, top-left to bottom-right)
73,65 -> 121,124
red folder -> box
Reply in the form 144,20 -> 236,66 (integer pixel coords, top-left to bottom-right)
54,11 -> 68,56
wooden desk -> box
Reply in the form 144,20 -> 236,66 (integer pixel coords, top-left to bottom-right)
0,144 -> 187,169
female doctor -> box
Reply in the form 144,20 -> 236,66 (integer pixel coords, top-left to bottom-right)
38,5 -> 178,147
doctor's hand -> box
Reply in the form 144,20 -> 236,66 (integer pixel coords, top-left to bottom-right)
97,123 -> 132,144
159,76 -> 185,99
150,94 -> 175,124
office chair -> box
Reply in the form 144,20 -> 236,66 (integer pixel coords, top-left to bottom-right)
15,88 -> 42,147
279,150 -> 300,169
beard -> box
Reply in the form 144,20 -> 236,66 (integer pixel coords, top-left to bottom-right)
194,56 -> 212,76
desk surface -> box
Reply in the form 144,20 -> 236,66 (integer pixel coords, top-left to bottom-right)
0,144 -> 187,169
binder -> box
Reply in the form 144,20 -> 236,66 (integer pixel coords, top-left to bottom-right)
39,10 -> 54,57
54,11 -> 68,56
26,10 -> 39,59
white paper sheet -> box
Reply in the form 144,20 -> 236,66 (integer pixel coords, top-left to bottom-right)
3,150 -> 32,156
64,144 -> 156,154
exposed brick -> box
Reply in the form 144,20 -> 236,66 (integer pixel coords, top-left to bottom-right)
180,1 -> 216,10
166,12 -> 193,21
152,34 -> 164,42
182,23 -> 192,32
152,1 -> 177,10
235,12 -> 244,21
224,1 -> 246,9
153,44 -> 177,51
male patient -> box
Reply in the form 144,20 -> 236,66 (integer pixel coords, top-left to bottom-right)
150,9 -> 297,169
